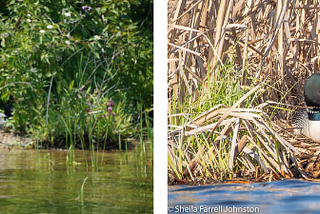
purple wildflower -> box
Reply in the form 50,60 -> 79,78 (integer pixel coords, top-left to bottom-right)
102,113 -> 108,118
107,98 -> 114,107
107,106 -> 112,113
112,112 -> 115,117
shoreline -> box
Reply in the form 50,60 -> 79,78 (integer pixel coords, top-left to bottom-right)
0,128 -> 30,147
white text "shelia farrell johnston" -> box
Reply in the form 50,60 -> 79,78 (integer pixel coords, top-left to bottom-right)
173,205 -> 260,213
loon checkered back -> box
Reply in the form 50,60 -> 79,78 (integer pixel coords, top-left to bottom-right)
292,108 -> 308,136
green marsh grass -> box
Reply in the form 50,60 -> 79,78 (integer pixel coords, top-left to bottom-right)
168,65 -> 300,182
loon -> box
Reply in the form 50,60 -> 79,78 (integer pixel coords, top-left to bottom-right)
5,104 -> 13,118
292,74 -> 320,143
0,104 -> 13,127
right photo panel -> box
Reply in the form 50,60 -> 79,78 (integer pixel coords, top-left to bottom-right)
167,0 -> 320,213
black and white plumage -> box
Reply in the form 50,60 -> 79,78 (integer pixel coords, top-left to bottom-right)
292,74 -> 320,143
292,108 -> 308,136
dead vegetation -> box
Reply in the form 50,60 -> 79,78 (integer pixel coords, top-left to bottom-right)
167,0 -> 320,184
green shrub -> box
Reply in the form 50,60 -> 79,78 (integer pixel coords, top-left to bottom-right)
0,0 -> 153,145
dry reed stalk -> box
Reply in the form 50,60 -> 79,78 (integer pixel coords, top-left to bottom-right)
168,104 -> 299,179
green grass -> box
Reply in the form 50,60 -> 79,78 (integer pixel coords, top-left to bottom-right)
168,63 -> 300,183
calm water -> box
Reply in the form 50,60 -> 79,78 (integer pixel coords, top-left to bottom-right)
0,146 -> 153,214
168,180 -> 320,214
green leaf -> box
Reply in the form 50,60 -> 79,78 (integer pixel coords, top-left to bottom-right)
1,91 -> 10,100
69,80 -> 74,91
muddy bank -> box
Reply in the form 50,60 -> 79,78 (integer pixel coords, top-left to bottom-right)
0,128 -> 30,147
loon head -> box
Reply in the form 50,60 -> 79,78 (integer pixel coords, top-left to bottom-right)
4,104 -> 13,118
304,74 -> 320,107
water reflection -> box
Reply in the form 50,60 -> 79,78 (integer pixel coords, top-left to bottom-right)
169,180 -> 320,214
0,147 -> 153,213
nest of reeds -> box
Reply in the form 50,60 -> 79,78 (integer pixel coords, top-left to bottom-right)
168,87 -> 309,184
167,0 -> 320,184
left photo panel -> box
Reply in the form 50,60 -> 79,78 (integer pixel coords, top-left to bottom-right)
0,0 -> 153,213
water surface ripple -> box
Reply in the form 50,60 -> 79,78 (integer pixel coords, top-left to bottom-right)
0,148 -> 153,214
168,180 -> 320,214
